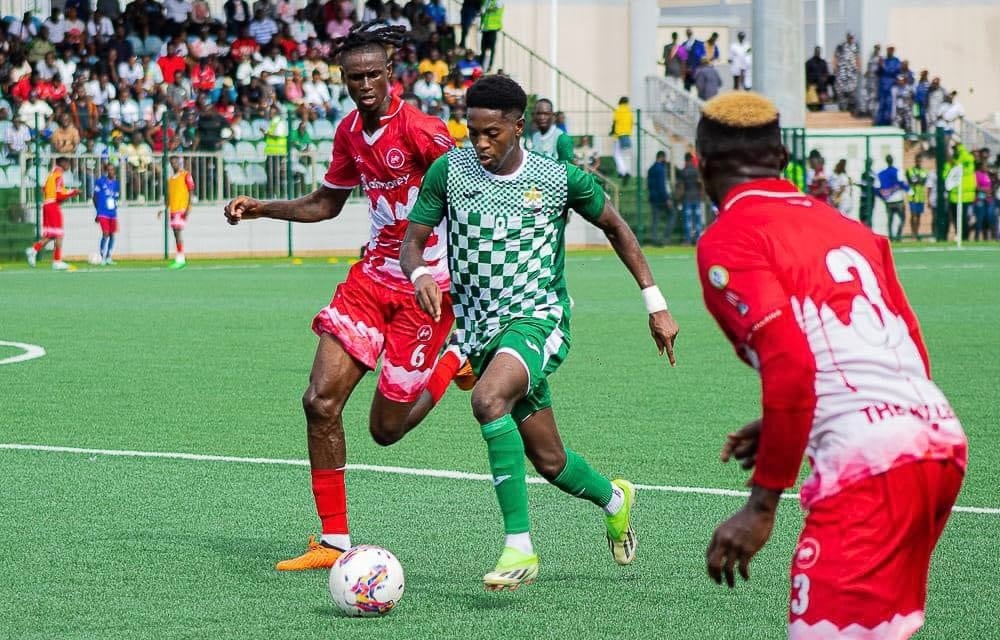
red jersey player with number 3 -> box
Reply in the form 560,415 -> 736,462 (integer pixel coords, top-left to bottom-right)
695,93 -> 967,638
224,23 -> 466,571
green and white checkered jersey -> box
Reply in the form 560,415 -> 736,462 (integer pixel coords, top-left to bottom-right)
409,148 -> 606,354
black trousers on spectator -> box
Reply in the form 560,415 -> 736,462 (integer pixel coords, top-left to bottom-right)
480,30 -> 498,71
649,202 -> 676,245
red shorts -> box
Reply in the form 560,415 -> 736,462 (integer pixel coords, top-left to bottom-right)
42,203 -> 64,238
788,459 -> 964,639
97,216 -> 118,234
311,263 -> 454,403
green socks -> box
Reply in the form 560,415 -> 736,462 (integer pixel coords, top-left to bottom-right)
481,415 -> 531,535
552,448 -> 614,508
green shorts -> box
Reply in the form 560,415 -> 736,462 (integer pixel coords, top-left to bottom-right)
468,316 -> 571,423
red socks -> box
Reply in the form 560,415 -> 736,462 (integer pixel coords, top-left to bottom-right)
176,242 -> 184,253
425,349 -> 462,404
53,247 -> 62,261
311,468 -> 348,535
32,241 -> 43,252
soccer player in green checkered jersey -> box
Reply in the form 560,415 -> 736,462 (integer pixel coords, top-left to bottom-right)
401,74 -> 680,591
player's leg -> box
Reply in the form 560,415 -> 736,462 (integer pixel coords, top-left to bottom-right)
52,236 -> 67,269
471,349 -> 537,591
27,235 -> 53,266
105,230 -> 116,264
368,291 -> 458,446
519,399 -> 635,566
172,226 -> 186,266
277,268 -> 386,570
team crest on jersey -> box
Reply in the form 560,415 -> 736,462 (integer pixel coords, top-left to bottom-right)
385,148 -> 406,169
417,325 -> 433,342
708,265 -> 730,289
522,186 -> 544,210
794,537 -> 821,570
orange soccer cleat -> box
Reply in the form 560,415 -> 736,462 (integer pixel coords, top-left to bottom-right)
454,360 -> 478,391
275,536 -> 344,571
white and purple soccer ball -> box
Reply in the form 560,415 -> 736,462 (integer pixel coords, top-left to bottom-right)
328,545 -> 405,617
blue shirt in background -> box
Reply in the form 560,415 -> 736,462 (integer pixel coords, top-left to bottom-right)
94,176 -> 121,218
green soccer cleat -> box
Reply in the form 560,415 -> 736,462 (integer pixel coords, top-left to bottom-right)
605,479 -> 637,565
483,546 -> 539,592
168,260 -> 187,270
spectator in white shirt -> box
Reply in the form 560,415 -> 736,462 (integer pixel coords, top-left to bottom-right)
190,27 -> 220,59
36,52 -> 59,81
160,36 -> 189,59
935,91 -> 965,135
18,92 -> 54,124
142,55 -> 165,92
119,54 -> 145,86
4,116 -> 32,157
386,4 -> 411,30
164,0 -> 194,34
256,47 -> 287,87
11,12 -> 38,42
413,71 -> 442,112
87,74 -> 117,109
55,49 -> 78,87
303,69 -> 334,118
43,10 -> 66,45
235,55 -> 255,86
87,10 -> 115,42
62,8 -> 86,49
290,11 -> 317,43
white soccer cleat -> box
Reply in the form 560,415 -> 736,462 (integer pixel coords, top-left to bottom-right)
25,246 -> 37,267
52,261 -> 70,271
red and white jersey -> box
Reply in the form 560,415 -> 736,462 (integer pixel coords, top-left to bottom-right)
323,96 -> 454,291
697,179 -> 967,508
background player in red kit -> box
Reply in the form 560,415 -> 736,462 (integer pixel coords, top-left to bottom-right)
224,23 -> 464,571
695,93 -> 967,639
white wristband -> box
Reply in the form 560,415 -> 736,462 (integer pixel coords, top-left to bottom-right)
409,266 -> 432,284
641,285 -> 668,314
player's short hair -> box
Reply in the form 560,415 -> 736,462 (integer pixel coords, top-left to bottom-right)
333,21 -> 407,64
534,98 -> 553,110
466,74 -> 527,119
696,92 -> 785,171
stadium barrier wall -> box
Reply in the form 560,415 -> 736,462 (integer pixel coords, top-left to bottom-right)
49,199 -> 610,261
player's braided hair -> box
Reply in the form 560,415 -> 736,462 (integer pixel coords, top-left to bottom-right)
332,21 -> 407,62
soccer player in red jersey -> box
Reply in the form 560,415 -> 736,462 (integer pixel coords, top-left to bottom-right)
26,157 -> 80,270
224,23 -> 465,570
696,93 -> 968,639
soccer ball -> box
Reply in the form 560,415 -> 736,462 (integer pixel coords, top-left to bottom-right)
328,545 -> 405,617
87,253 -> 103,265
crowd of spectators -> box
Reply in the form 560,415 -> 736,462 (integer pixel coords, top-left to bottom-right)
0,0 -> 494,166
806,34 -> 965,137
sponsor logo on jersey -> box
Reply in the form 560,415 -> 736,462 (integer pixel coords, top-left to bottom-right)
385,147 -> 405,169
708,265 -> 730,289
417,325 -> 432,342
360,173 -> 411,191
794,537 -> 821,570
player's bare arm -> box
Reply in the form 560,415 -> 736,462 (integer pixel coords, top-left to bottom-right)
589,202 -> 680,365
706,484 -> 780,588
224,187 -> 351,225
400,221 -> 442,322
721,418 -> 761,470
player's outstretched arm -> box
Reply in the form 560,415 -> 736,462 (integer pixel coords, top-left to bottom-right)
589,201 -> 680,365
400,221 -> 442,322
224,186 -> 351,225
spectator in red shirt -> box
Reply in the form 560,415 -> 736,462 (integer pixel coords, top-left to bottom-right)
192,57 -> 217,94
230,27 -> 260,60
158,47 -> 187,83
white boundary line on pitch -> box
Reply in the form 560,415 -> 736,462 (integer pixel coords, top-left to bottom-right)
2,443 -> 996,515
0,341 -> 46,365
